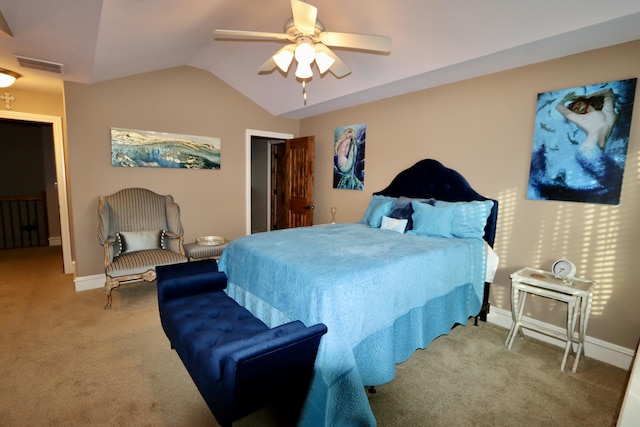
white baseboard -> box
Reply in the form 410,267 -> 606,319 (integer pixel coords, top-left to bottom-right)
48,236 -> 61,246
488,306 -> 635,370
74,274 -> 105,292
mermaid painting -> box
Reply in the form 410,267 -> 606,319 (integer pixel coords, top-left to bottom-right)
527,78 -> 637,204
333,123 -> 366,190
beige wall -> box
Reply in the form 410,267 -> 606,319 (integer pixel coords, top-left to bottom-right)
301,39 -> 640,349
64,66 -> 298,278
0,87 -> 64,117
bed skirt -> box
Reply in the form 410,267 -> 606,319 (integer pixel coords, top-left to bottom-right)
225,281 -> 480,426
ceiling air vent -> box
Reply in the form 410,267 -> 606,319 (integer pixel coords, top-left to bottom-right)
13,55 -> 63,74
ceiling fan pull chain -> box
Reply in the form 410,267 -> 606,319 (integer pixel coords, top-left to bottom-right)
302,80 -> 307,105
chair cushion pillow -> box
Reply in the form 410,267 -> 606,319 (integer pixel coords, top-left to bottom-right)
117,230 -> 165,255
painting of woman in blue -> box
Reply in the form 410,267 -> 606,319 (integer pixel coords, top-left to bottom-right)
333,123 -> 366,190
527,78 -> 637,205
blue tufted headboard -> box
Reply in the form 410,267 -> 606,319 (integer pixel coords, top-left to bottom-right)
373,159 -> 498,248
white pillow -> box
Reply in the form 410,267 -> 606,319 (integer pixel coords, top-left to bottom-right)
380,215 -> 408,233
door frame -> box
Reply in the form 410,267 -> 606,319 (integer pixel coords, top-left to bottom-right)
0,110 -> 73,274
245,129 -> 293,236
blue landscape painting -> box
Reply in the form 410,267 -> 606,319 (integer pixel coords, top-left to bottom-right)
527,78 -> 637,205
111,127 -> 221,169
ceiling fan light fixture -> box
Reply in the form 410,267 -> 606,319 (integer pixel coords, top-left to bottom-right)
273,49 -> 294,72
216,0 -> 391,103
295,61 -> 313,79
314,50 -> 335,74
0,68 -> 21,87
294,40 -> 315,66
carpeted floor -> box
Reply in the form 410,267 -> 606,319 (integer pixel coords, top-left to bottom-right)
0,246 -> 630,426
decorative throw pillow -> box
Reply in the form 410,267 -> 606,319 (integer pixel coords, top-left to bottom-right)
380,215 -> 408,233
409,201 -> 455,237
388,196 -> 435,230
116,230 -> 165,255
361,195 -> 396,228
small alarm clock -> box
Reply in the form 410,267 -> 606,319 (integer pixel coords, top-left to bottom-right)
552,259 -> 576,280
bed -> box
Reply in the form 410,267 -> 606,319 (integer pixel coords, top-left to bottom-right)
218,159 -> 498,426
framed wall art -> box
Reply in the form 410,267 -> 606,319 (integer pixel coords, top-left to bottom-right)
111,127 -> 221,169
333,123 -> 366,190
527,78 -> 637,205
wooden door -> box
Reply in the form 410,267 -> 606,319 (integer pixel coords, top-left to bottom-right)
284,136 -> 314,228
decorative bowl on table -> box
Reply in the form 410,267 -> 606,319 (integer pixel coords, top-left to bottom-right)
196,235 -> 225,246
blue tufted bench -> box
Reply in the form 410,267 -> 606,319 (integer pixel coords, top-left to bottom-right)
156,259 -> 327,427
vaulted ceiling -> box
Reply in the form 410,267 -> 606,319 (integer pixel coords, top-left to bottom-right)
1,0 -> 639,119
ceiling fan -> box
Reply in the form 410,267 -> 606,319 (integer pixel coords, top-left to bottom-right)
213,0 -> 392,81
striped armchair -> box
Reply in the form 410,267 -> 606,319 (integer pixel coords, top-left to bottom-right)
97,188 -> 188,308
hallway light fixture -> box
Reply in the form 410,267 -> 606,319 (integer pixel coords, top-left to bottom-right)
0,68 -> 20,87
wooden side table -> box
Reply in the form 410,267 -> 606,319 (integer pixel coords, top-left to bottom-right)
505,267 -> 595,372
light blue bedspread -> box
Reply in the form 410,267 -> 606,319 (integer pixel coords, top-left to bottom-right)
218,223 -> 486,426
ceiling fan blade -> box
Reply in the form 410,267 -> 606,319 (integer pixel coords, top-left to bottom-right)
328,56 -> 351,78
213,29 -> 290,41
290,0 -> 317,35
314,44 -> 351,78
319,31 -> 391,53
259,57 -> 277,73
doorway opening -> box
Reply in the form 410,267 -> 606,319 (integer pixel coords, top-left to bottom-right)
245,129 -> 293,234
0,119 -> 53,249
251,136 -> 287,233
0,111 -> 73,274
247,130 -> 316,234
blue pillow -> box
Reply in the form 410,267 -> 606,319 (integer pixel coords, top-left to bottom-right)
380,215 -> 408,233
361,195 -> 396,228
388,197 -> 435,230
435,200 -> 494,239
409,201 -> 455,237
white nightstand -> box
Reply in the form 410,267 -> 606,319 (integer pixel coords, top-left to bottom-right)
505,267 -> 595,372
